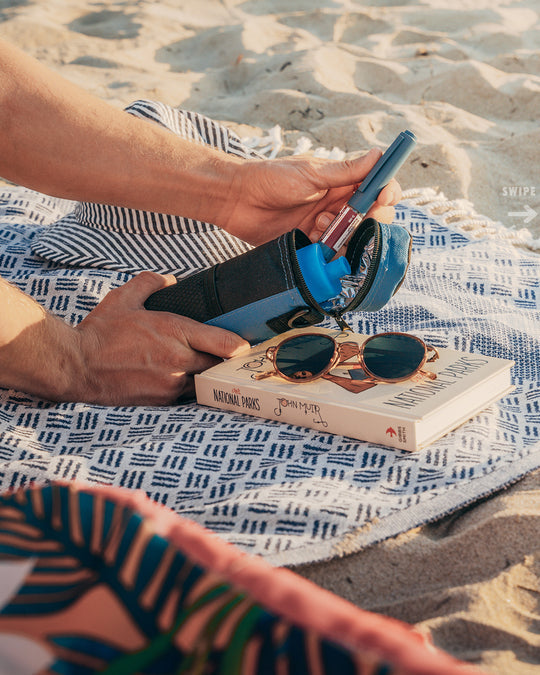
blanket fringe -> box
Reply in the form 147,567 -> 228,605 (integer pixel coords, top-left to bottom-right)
402,187 -> 540,251
243,127 -> 540,253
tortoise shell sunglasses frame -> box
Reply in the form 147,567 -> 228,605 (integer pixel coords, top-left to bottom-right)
255,331 -> 439,394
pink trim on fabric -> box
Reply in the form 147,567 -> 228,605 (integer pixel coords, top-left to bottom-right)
49,482 -> 488,675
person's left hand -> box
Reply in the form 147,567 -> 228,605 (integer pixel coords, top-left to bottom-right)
219,148 -> 402,246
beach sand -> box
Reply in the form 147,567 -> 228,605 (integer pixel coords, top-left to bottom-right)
1,0 -> 539,672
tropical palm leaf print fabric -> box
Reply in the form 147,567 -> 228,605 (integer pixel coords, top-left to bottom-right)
0,483 -> 484,675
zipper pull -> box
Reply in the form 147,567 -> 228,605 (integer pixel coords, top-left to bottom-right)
332,313 -> 352,333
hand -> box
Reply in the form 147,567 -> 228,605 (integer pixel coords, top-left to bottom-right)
220,148 -> 402,246
73,272 -> 250,405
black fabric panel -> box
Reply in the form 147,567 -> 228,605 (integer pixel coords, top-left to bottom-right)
144,229 -> 311,321
213,230 -> 306,313
144,266 -> 220,322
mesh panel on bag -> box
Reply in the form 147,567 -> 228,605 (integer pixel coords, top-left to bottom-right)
144,268 -> 221,322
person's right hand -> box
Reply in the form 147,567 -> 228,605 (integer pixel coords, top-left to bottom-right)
218,149 -> 402,246
72,272 -> 249,405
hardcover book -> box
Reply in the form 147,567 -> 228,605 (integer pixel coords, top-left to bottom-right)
195,328 -> 514,451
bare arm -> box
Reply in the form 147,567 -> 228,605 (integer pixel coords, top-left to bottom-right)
0,273 -> 249,405
0,40 -> 255,404
0,39 -> 402,404
0,39 -> 243,229
0,39 -> 400,245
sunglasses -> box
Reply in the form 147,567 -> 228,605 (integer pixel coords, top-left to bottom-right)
255,331 -> 439,394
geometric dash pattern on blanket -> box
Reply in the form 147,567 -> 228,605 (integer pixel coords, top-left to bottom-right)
1,180 -> 540,565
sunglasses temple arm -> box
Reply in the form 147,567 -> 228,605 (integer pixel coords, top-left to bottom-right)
254,371 -> 274,381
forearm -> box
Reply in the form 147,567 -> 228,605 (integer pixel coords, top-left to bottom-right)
0,39 -> 243,226
0,277 -> 84,400
0,273 -> 250,405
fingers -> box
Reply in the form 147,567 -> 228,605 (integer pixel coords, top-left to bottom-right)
366,204 -> 397,224
112,272 -> 250,364
313,151 -> 403,216
310,210 -> 335,242
309,162 -> 401,238
376,178 -> 401,206
162,320 -> 250,403
160,321 -> 249,403
106,271 -> 177,310
315,148 -> 381,188
178,352 -> 221,378
172,316 -> 250,363
77,272 -> 251,405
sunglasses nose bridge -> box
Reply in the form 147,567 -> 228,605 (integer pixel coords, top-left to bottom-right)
337,341 -> 360,362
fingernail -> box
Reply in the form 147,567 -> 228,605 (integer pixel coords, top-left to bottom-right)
318,212 -> 333,230
231,341 -> 251,357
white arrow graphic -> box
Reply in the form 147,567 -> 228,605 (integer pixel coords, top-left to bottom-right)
507,204 -> 537,224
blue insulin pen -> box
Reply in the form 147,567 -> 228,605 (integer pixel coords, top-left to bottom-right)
317,130 -> 417,262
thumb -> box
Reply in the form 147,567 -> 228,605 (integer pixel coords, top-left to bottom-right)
113,271 -> 177,309
318,147 -> 381,189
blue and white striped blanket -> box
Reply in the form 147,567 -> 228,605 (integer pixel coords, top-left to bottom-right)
1,185 -> 539,567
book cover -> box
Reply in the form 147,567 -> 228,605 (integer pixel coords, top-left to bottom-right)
195,328 -> 514,451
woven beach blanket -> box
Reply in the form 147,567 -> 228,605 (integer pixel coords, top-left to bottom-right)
0,185 -> 539,567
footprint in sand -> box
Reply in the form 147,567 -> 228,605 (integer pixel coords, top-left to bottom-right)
69,55 -> 120,69
0,0 -> 29,21
68,10 -> 141,40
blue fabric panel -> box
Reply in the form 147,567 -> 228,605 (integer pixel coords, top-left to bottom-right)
356,223 -> 410,312
205,287 -> 307,344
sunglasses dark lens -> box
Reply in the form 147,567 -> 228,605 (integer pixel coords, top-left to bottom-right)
275,334 -> 336,380
363,334 -> 425,380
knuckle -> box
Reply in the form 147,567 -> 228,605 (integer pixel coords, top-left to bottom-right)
137,270 -> 160,284
342,157 -> 358,173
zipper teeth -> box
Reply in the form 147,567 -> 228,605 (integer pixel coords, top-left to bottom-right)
358,224 -> 382,298
290,223 -> 382,322
290,238 -> 321,311
334,221 -> 381,317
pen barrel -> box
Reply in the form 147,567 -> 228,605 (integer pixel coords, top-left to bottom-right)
318,205 -> 364,261
349,130 -> 416,214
